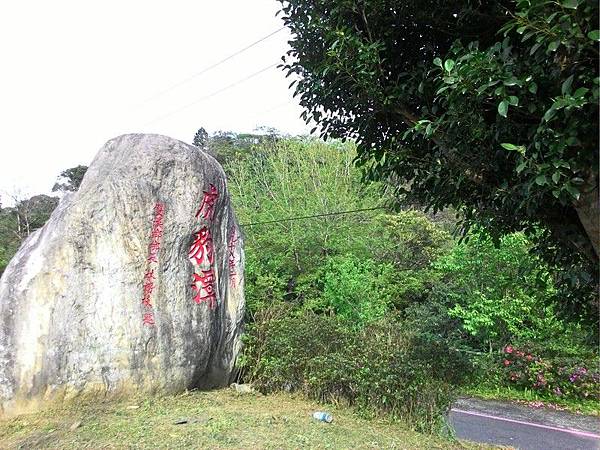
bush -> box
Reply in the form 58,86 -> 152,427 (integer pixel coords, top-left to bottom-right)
433,232 -> 576,353
373,211 -> 452,270
303,254 -> 396,328
499,345 -> 600,401
239,304 -> 351,393
227,136 -> 597,420
239,305 -> 472,433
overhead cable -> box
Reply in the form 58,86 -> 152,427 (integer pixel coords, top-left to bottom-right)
144,63 -> 278,125
239,206 -> 387,227
141,27 -> 285,104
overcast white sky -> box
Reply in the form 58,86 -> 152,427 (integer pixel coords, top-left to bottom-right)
0,0 -> 310,202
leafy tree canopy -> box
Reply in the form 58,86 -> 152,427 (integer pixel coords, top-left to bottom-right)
52,165 -> 88,192
192,127 -> 209,148
192,128 -> 283,165
0,194 -> 58,275
278,0 -> 599,310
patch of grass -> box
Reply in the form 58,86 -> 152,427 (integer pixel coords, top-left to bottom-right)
0,389 -> 496,449
463,384 -> 600,416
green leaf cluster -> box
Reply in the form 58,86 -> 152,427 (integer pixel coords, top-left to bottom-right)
230,136 -> 596,413
224,137 -> 452,326
433,232 -> 587,352
277,0 -> 599,312
240,307 -> 469,433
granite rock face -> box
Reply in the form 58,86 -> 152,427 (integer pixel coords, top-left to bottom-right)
0,134 -> 245,416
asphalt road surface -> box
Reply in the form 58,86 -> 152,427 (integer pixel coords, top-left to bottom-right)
449,398 -> 599,450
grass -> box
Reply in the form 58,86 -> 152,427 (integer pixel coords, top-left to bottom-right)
0,388 -> 497,449
462,384 -> 600,416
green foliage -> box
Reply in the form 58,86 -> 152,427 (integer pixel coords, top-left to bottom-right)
373,212 -> 452,308
225,138 -> 454,323
52,165 -> 88,192
0,195 -> 58,275
230,138 -> 470,431
306,254 -> 395,327
243,256 -> 288,320
18,195 -> 59,230
0,209 -> 20,274
277,0 -> 599,316
225,136 -> 596,422
225,138 -> 392,315
239,304 -> 348,393
240,306 -> 470,432
374,212 -> 452,270
498,345 -> 600,401
431,231 -> 589,352
205,128 -> 283,165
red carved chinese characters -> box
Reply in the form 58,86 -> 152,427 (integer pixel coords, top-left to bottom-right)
142,312 -> 155,326
191,268 -> 216,308
228,229 -> 238,287
147,203 -> 165,263
141,202 -> 165,325
188,227 -> 214,266
141,269 -> 155,307
188,226 -> 217,310
189,184 -> 219,309
195,184 -> 219,221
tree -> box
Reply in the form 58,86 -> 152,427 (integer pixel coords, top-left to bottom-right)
0,193 -> 58,275
52,165 -> 88,192
193,128 -> 284,165
192,127 -> 209,148
226,137 -> 387,313
278,0 -> 598,310
435,232 -> 567,352
15,195 -> 59,235
225,137 -> 455,325
0,208 -> 20,275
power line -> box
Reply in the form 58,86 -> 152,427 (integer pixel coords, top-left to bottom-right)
256,100 -> 294,116
239,206 -> 387,227
144,63 -> 278,126
141,27 -> 285,104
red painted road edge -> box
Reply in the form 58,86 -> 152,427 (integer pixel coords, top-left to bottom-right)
451,408 -> 600,440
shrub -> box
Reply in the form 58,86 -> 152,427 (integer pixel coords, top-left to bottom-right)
303,254 -> 396,328
243,256 -> 288,321
433,231 -> 573,352
373,211 -> 452,270
499,345 -> 600,401
239,305 -> 471,433
403,301 -> 475,384
238,303 -> 351,392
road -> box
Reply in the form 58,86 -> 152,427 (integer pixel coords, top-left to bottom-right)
449,398 -> 600,450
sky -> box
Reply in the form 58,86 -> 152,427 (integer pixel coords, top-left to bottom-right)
0,0 -> 310,203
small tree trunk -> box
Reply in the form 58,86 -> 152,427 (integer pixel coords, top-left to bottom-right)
16,212 -> 22,238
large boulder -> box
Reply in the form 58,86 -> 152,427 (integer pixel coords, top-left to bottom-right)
0,134 -> 245,416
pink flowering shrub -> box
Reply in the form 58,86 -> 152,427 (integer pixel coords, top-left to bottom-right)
499,345 -> 599,401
